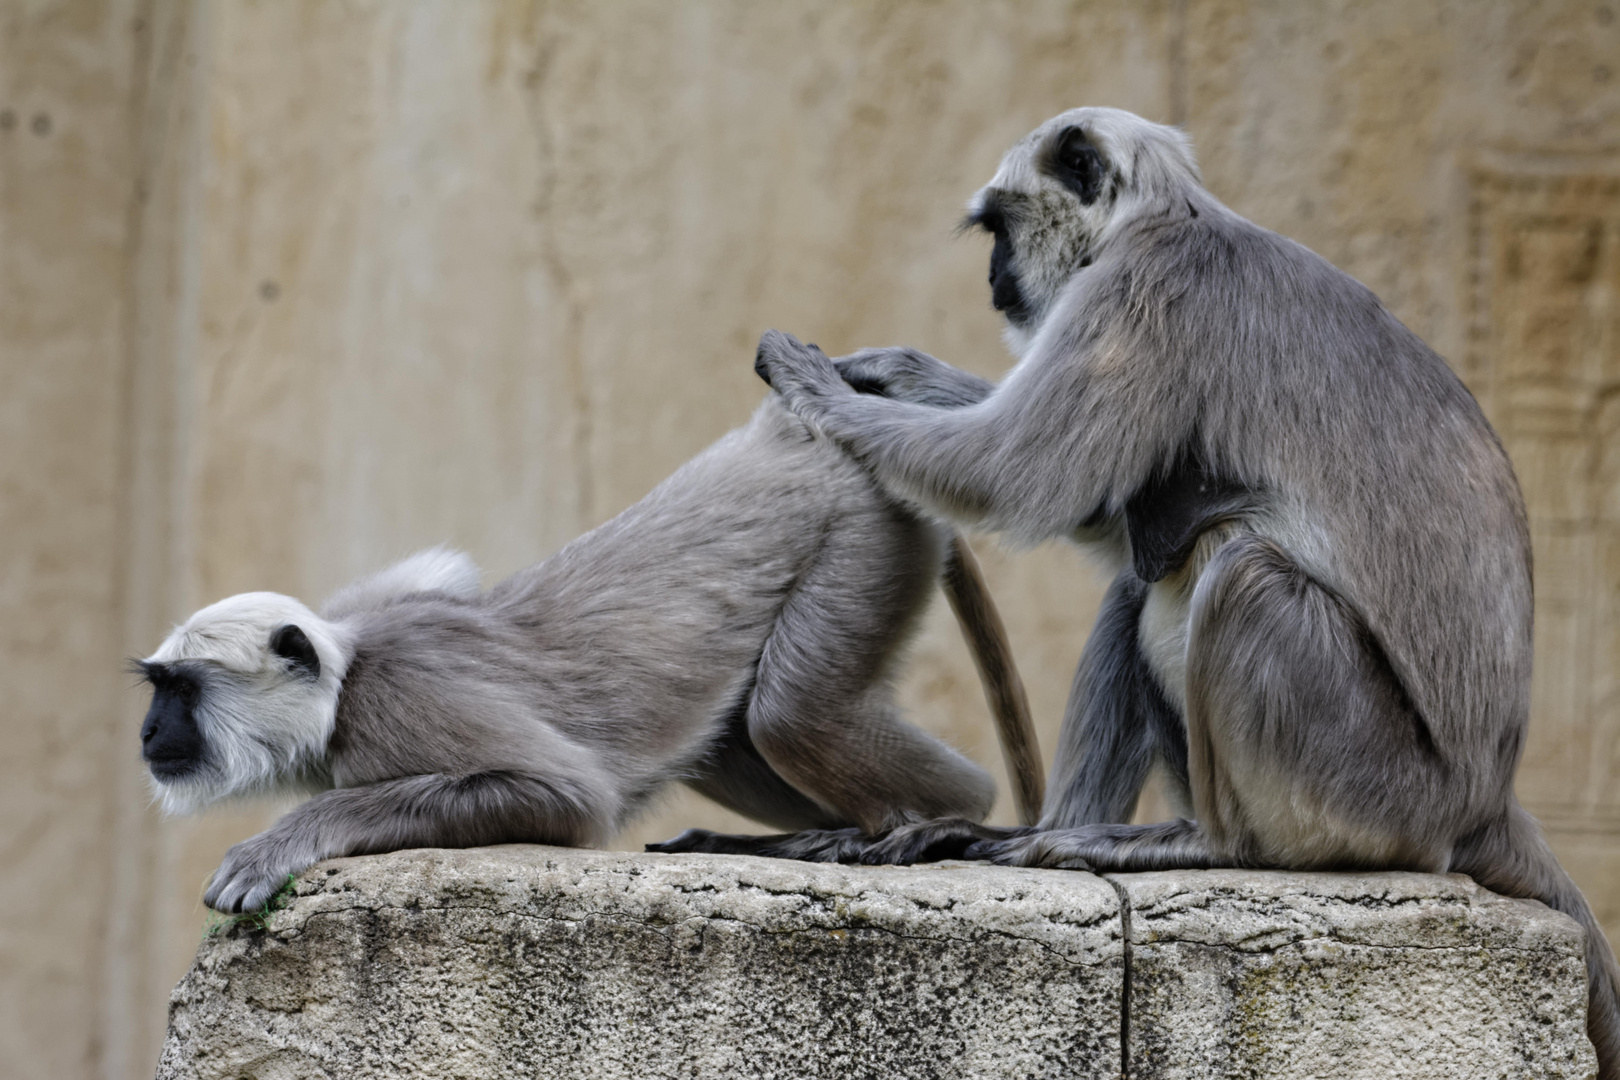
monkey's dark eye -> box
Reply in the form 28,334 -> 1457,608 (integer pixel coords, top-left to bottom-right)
1046,126 -> 1108,205
270,624 -> 321,678
132,660 -> 202,704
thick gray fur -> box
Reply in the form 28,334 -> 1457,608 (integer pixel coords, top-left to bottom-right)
750,106 -> 1619,1074
141,397 -> 999,914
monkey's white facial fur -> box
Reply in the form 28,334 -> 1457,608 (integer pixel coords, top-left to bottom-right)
965,107 -> 1202,357
138,592 -> 352,814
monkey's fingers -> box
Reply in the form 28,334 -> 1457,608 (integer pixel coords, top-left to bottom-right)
754,329 -> 845,401
833,348 -> 909,396
204,866 -> 281,914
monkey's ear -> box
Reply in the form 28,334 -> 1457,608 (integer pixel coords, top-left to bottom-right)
1045,126 -> 1108,205
269,624 -> 321,678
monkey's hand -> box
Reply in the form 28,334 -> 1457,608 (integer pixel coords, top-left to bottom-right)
754,330 -> 851,426
204,825 -> 320,913
834,347 -> 994,408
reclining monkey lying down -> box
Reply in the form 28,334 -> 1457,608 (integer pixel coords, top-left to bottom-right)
134,390 -> 1038,913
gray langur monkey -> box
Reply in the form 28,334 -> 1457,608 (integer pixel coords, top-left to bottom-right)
667,106 -> 1620,1072
134,395 -> 1042,914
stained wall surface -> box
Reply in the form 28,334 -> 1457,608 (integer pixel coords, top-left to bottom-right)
0,2 -> 1615,1077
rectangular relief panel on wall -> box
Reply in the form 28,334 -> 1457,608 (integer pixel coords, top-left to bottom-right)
1467,159 -> 1620,831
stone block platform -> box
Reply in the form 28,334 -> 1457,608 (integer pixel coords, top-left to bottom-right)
154,847 -> 1597,1079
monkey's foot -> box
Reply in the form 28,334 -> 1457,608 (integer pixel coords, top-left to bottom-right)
648,821 -> 1039,866
967,819 -> 1217,872
646,827 -> 868,863
851,819 -> 1033,865
966,830 -> 1096,871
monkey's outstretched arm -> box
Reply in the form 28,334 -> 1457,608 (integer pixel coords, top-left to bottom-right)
833,347 -> 993,407
758,330 -> 1185,540
204,770 -> 615,912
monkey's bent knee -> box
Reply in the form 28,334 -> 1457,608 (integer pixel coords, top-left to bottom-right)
1192,535 -> 1326,622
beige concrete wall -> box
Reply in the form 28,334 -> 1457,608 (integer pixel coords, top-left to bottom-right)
0,2 -> 1616,1076
0,4 -> 144,1077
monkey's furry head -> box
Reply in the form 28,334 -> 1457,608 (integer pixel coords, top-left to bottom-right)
964,107 -> 1203,355
137,592 -> 353,813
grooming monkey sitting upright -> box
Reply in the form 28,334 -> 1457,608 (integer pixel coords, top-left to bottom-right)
681,107 -> 1618,1072
135,395 -> 1039,914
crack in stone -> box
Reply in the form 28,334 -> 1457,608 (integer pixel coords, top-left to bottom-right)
1132,934 -> 1580,957
1104,876 -> 1133,1080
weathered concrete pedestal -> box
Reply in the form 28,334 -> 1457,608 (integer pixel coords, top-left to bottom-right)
154,847 -> 1597,1079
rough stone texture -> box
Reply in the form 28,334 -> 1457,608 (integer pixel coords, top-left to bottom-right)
4,3 -> 1620,1077
155,847 -> 1124,1080
152,851 -> 1596,1080
1119,871 -> 1597,1079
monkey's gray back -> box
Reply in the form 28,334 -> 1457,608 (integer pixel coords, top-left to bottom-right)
326,400 -> 942,819
1109,209 -> 1531,806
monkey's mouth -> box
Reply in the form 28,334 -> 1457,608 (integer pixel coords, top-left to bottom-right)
988,235 -> 1033,326
144,752 -> 203,781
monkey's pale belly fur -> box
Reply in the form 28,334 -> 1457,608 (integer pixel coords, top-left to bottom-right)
1137,534 -> 1208,720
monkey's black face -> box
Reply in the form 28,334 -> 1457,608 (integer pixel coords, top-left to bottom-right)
989,230 -> 1029,320
137,662 -> 208,780
970,197 -> 1033,327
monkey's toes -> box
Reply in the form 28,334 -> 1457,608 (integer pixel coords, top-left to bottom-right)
969,833 -> 1094,871
964,837 -> 1021,864
204,875 -> 250,914
645,828 -> 720,854
855,819 -> 999,865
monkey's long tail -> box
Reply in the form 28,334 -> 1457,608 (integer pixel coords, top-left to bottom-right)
1451,801 -> 1620,1078
940,535 -> 1044,826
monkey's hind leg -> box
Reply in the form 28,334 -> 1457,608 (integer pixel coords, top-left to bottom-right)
741,517 -> 996,832
849,570 -> 1186,868
682,697 -> 848,832
985,534 -> 1458,874
652,511 -> 995,861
